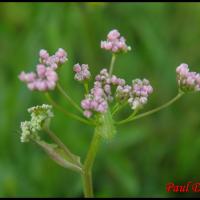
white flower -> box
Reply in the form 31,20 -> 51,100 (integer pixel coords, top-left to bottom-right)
20,104 -> 54,143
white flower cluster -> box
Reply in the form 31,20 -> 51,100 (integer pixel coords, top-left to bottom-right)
20,104 -> 53,143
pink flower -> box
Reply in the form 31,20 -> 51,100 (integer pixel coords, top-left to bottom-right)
39,49 -> 49,61
55,48 -> 68,64
116,78 -> 153,110
19,71 -> 36,83
107,29 -> 120,40
19,48 -> 67,92
19,66 -> 58,91
128,79 -> 153,109
101,29 -> 131,53
83,110 -> 92,118
176,63 -> 200,92
39,48 -> 68,69
73,63 -> 91,82
36,64 -> 46,78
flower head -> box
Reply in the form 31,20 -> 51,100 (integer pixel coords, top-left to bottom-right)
101,29 -> 131,53
116,85 -> 132,102
20,104 -> 53,142
81,68 -> 127,118
19,48 -> 67,91
128,79 -> 153,110
81,81 -> 108,118
116,78 -> 153,110
95,68 -> 125,101
73,63 -> 91,82
176,63 -> 200,92
39,48 -> 68,69
19,65 -> 58,91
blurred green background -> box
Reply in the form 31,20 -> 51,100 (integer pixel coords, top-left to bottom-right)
0,2 -> 200,197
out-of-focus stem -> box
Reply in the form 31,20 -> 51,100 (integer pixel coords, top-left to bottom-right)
84,82 -> 89,94
112,101 -> 128,116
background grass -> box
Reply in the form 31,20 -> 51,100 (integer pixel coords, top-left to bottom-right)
0,2 -> 200,197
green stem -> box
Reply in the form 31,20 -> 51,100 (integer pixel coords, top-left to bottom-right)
82,131 -> 102,197
109,54 -> 116,77
44,128 -> 82,167
112,101 -> 128,116
57,83 -> 83,113
45,93 -> 93,126
116,92 -> 184,125
122,108 -> 138,122
112,102 -> 120,113
84,82 -> 89,94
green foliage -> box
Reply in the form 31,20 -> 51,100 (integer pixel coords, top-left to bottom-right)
0,2 -> 200,197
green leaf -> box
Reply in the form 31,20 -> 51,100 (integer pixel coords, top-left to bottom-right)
35,140 -> 82,173
96,110 -> 116,140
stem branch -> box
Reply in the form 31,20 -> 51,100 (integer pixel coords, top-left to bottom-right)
116,92 -> 184,125
45,93 -> 93,126
44,128 -> 82,167
57,83 -> 83,113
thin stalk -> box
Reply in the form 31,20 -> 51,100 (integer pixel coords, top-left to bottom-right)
45,93 -> 93,126
121,108 -> 138,122
84,82 -> 89,94
82,131 -> 102,197
116,92 -> 184,125
44,128 -> 82,167
57,83 -> 83,113
109,54 -> 116,77
112,101 -> 128,116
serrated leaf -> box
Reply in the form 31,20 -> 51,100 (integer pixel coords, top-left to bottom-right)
35,140 -> 82,173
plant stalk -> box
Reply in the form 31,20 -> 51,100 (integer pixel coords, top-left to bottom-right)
45,93 -> 93,126
57,83 -> 83,113
109,54 -> 116,77
82,131 -> 102,197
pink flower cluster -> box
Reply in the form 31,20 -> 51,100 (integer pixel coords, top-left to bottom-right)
81,82 -> 108,118
116,85 -> 132,101
73,63 -> 91,82
176,63 -> 200,92
95,68 -> 125,101
39,48 -> 67,69
81,68 -> 126,118
116,79 -> 153,110
128,79 -> 153,110
19,48 -> 67,91
101,29 -> 131,53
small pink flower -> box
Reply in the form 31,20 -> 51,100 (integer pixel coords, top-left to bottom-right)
176,63 -> 200,92
107,29 -> 120,40
39,49 -> 49,60
55,48 -> 68,64
19,48 -> 68,92
37,64 -> 46,78
81,99 -> 91,110
83,110 -> 92,118
73,64 -> 82,73
73,63 -> 91,82
101,29 -> 131,53
19,71 -> 36,83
